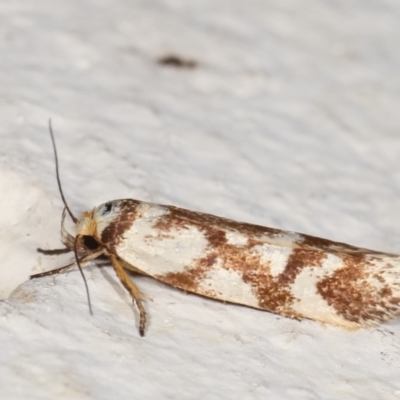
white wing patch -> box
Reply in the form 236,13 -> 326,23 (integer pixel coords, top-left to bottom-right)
252,244 -> 293,277
117,217 -> 209,276
290,254 -> 345,323
225,231 -> 248,246
198,258 -> 260,307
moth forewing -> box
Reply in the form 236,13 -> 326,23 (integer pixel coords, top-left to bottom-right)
90,198 -> 400,332
37,196 -> 400,336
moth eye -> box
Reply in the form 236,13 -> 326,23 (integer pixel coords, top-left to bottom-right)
102,202 -> 113,215
83,235 -> 99,250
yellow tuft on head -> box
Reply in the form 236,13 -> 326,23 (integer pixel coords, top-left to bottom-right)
75,209 -> 99,239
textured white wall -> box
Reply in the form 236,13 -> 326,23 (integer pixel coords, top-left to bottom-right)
1,1 -> 400,399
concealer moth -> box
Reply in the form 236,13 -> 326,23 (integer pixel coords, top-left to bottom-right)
33,121 -> 400,336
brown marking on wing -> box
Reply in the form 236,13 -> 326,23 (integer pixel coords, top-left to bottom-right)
224,246 -> 296,314
160,253 -> 218,293
203,228 -> 228,247
279,248 -> 327,286
317,256 -> 400,324
154,206 -> 282,239
101,199 -> 141,251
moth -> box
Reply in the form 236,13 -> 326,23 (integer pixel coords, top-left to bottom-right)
32,122 -> 400,336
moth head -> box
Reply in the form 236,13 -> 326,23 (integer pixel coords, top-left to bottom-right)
73,210 -> 102,254
60,199 -> 136,256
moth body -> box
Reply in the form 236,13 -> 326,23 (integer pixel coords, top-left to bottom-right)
72,198 -> 400,332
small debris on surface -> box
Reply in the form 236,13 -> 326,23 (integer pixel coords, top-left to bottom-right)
157,55 -> 197,69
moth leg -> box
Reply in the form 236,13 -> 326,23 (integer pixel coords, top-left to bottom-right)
118,258 -> 153,301
110,255 -> 147,337
30,260 -> 76,279
31,251 -> 103,279
37,247 -> 72,255
118,257 -> 148,275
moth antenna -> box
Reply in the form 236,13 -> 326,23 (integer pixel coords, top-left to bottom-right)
48,119 -> 78,223
49,121 -> 92,314
74,235 -> 93,315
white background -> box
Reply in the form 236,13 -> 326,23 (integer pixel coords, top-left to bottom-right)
1,1 -> 400,399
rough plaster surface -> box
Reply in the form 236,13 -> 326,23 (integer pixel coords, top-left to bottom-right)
1,1 -> 400,399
